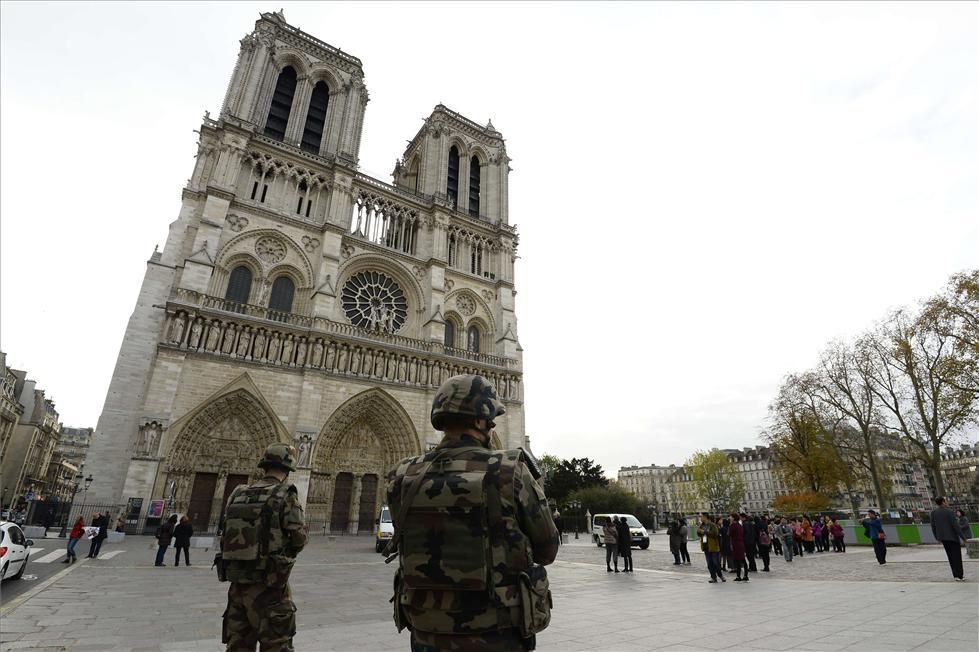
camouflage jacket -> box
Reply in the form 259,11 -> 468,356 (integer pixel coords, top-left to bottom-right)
386,433 -> 559,637
220,475 -> 307,584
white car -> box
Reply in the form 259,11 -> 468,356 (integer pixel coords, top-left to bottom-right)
375,505 -> 394,553
0,521 -> 35,581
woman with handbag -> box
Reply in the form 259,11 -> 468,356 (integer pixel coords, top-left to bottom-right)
862,510 -> 887,565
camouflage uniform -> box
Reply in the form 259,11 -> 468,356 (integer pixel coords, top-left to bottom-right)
220,445 -> 307,652
387,375 -> 559,651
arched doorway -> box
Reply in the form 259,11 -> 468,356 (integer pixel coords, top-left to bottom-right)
308,388 -> 420,533
158,385 -> 288,532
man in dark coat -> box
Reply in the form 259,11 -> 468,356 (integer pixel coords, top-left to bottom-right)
729,513 -> 748,581
616,516 -> 633,572
86,512 -> 108,558
931,497 -> 965,581
741,512 -> 757,573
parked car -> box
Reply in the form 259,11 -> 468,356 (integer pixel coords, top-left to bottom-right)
0,521 -> 34,581
375,505 -> 394,553
591,513 -> 650,549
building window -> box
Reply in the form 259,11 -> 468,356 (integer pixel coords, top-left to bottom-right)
446,146 -> 459,207
268,276 -> 295,317
467,325 -> 480,353
340,271 -> 408,333
301,81 -> 329,154
224,266 -> 252,311
468,156 -> 480,217
264,66 -> 297,141
444,321 -> 455,348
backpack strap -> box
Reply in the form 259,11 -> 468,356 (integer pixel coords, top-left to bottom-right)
258,482 -> 291,558
384,450 -> 449,563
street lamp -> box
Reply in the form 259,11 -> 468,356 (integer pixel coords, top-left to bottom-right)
58,473 -> 93,537
569,500 -> 581,539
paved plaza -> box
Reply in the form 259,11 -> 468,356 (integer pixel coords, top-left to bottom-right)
1,534 -> 976,651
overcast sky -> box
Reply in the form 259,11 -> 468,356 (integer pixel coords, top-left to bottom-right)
1,2 -> 976,477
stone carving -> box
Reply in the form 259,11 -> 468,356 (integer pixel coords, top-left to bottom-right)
296,434 -> 313,467
169,313 -> 187,345
236,327 -> 252,358
227,214 -> 249,232
205,320 -> 222,351
455,294 -> 476,316
222,323 -> 237,355
281,334 -> 294,365
467,328 -> 479,352
189,318 -> 204,349
444,279 -> 454,291
296,338 -> 308,367
138,421 -> 163,457
268,333 -> 282,363
253,330 -> 267,361
301,235 -> 320,252
255,236 -> 286,264
482,290 -> 494,302
341,271 -> 407,334
312,339 -> 324,367
341,244 -> 355,259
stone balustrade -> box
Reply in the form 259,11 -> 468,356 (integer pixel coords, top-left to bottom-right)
163,289 -> 522,400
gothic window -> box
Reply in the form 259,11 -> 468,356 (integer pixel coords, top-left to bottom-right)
446,146 -> 459,207
296,182 -> 307,215
301,81 -> 329,154
268,276 -> 295,317
444,320 -> 455,348
469,156 -> 480,217
264,66 -> 297,141
467,326 -> 480,353
251,181 -> 259,200
224,266 -> 252,308
260,184 -> 269,203
341,271 -> 408,333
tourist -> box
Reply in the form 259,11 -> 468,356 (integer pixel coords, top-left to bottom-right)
63,516 -> 85,564
931,498 -> 964,581
729,513 -> 748,582
801,516 -> 814,554
678,516 -> 691,565
616,514 -> 633,573
668,518 -> 682,565
955,509 -> 971,545
155,514 -> 177,567
698,513 -> 725,583
775,517 -> 794,562
173,515 -> 193,567
741,512 -> 757,572
821,515 -> 832,552
812,518 -> 824,552
86,512 -> 108,558
791,518 -> 804,557
115,516 -> 125,533
718,517 -> 731,571
755,516 -> 771,572
862,510 -> 887,565
552,510 -> 563,545
603,517 -> 619,572
829,517 -> 845,552
769,519 -> 782,556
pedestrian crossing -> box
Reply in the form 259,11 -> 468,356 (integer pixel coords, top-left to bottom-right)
24,547 -> 127,563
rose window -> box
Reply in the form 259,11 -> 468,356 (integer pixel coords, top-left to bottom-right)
341,271 -> 408,333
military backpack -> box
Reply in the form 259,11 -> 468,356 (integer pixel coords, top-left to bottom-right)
217,481 -> 293,585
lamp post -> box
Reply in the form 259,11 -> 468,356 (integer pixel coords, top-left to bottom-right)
569,500 -> 581,540
59,473 -> 93,538
1,486 -> 8,511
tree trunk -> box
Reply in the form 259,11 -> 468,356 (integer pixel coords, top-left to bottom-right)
929,446 -> 946,498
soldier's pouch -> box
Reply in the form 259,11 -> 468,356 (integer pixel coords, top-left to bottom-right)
263,599 -> 296,639
390,567 -> 411,632
263,554 -> 296,588
517,565 -> 552,637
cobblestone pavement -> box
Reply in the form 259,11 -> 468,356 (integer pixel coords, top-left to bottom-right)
0,535 -> 976,651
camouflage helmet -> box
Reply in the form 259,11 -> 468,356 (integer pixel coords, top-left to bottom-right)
431,374 -> 506,430
257,443 -> 297,472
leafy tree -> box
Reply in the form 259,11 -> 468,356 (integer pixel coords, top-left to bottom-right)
567,485 -> 639,520
771,492 -> 832,515
536,453 -> 562,488
685,449 -> 745,513
546,457 -> 608,504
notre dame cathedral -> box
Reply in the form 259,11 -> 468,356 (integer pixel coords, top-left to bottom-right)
85,11 -> 524,534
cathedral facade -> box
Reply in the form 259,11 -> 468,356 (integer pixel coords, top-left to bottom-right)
85,11 -> 524,534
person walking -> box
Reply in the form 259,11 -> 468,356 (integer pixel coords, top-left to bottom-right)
63,516 -> 85,564
173,515 -> 193,567
155,514 -> 177,567
829,518 -> 846,552
821,516 -> 832,552
791,518 -> 804,557
719,517 -> 731,572
86,512 -> 108,558
729,513 -> 748,582
552,510 -> 563,546
775,517 -> 794,562
385,374 -> 558,651
955,509 -> 971,545
678,516 -> 691,565
770,519 -> 782,556
218,443 -> 308,651
741,513 -> 757,572
801,517 -> 815,554
668,518 -> 682,565
862,510 -> 887,565
698,513 -> 725,583
931,498 -> 965,581
813,519 -> 824,552
756,516 -> 771,572
616,514 -> 633,573
604,518 -> 620,572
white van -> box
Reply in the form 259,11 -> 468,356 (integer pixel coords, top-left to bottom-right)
591,513 -> 650,549
375,505 -> 394,553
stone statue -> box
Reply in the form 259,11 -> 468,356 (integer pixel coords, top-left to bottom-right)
325,342 -> 336,370
169,313 -> 187,345
312,339 -> 324,368
205,320 -> 222,351
189,319 -> 204,349
140,422 -> 161,456
268,333 -> 281,363
295,338 -> 308,367
337,345 -> 348,372
468,328 -> 478,352
281,334 -> 294,365
222,324 -> 237,354
398,356 -> 407,382
297,435 -> 312,467
253,330 -> 267,361
237,327 -> 252,358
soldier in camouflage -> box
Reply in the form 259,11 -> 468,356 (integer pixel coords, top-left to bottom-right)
219,443 -> 307,652
386,374 -> 559,651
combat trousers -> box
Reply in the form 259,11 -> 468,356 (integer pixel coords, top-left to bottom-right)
223,582 -> 296,652
411,628 -> 533,651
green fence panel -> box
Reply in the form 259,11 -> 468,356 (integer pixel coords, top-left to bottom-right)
853,526 -> 871,545
972,523 -> 979,538
895,524 -> 921,544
